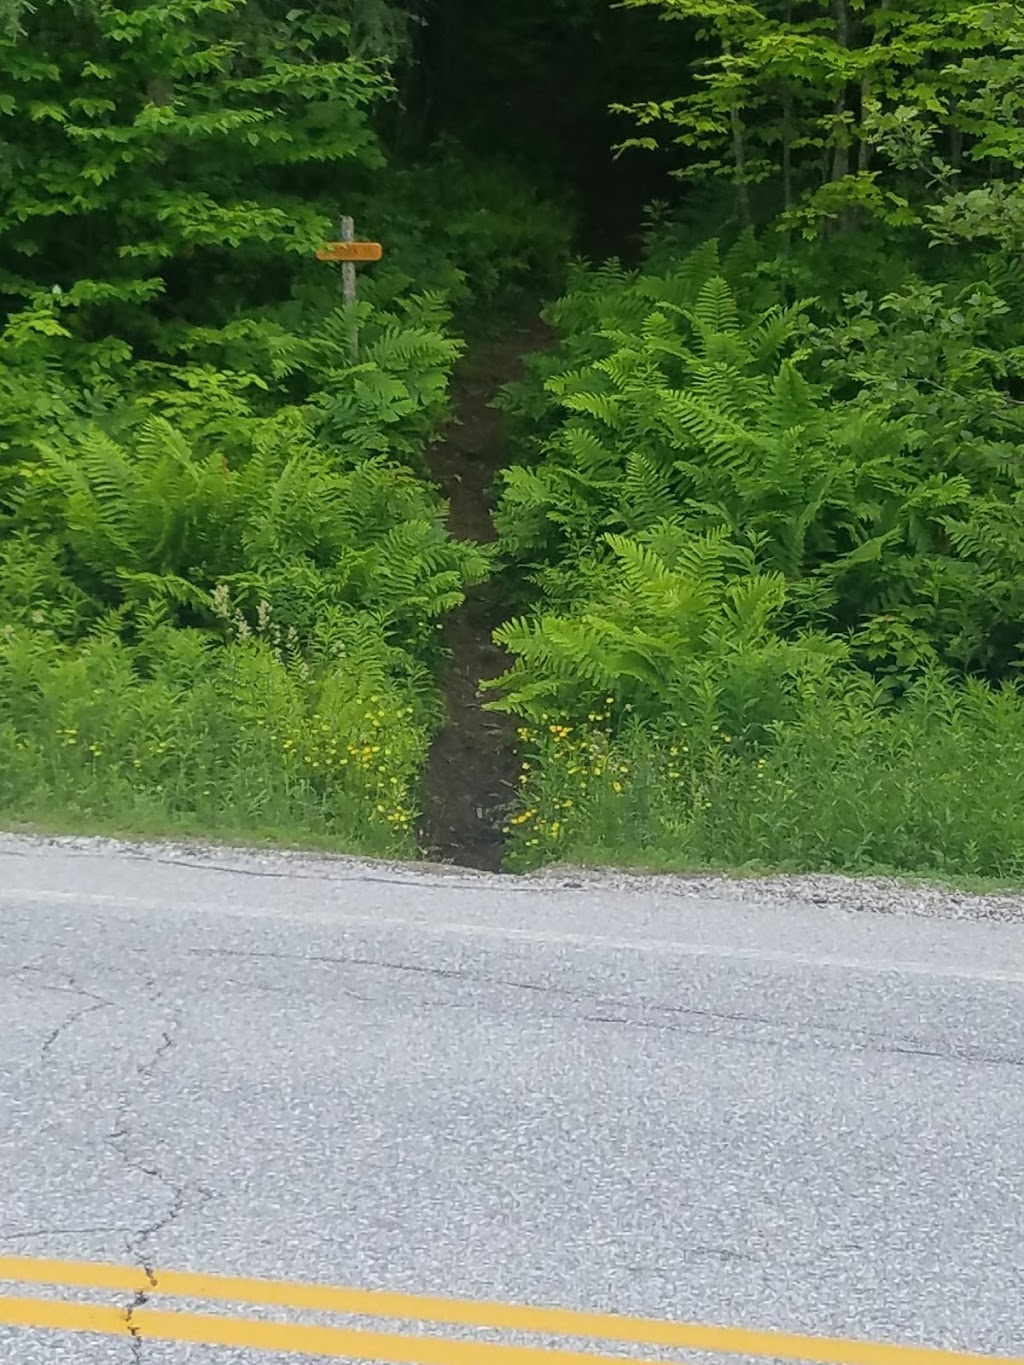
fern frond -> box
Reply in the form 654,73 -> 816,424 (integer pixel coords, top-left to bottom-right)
692,275 -> 739,335
117,571 -> 214,611
620,452 -> 680,531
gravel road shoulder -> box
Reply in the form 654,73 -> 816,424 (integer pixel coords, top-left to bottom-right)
2,831 -> 1021,925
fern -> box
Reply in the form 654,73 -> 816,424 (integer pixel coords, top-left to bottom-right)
493,229 -> 1024,721
620,454 -> 679,531
691,275 -> 740,335
489,519 -> 842,734
8,409 -> 488,669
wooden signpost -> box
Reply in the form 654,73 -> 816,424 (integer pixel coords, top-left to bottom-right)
316,215 -> 383,359
315,241 -> 383,262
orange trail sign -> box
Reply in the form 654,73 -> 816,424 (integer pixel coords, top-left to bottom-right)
316,241 -> 383,262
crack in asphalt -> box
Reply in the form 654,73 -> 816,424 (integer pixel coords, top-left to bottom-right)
41,987 -> 113,1059
621,1244 -> 757,1269
2,1221 -> 134,1241
5,961 -> 202,1348
3,966 -> 115,1060
124,1274 -> 154,1364
580,1009 -> 1024,1069
104,993 -> 209,1341
190,944 -> 578,997
190,946 -> 1024,1068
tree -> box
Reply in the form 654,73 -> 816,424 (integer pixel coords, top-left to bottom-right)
614,0 -> 1024,239
0,0 -> 392,354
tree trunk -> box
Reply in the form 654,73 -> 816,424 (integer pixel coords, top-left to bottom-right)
780,86 -> 794,256
723,40 -> 752,227
829,0 -> 850,184
950,121 -> 964,174
858,77 -> 872,172
731,105 -> 753,226
780,0 -> 794,251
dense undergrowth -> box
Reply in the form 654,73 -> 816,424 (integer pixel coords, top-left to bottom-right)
4,0 -> 1024,880
491,233 -> 1024,877
0,0 -> 570,853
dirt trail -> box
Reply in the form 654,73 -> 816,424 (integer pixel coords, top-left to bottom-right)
419,316 -> 551,870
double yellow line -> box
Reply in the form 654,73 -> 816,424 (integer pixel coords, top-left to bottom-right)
0,1254 -> 1019,1364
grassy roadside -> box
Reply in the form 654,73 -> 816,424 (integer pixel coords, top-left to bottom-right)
0,625 -> 433,859
503,672 -> 1024,884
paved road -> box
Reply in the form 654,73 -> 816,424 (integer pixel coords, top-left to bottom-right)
1,836 -> 1023,1362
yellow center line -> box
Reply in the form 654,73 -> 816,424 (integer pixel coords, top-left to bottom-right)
0,1295 -> 1015,1365
0,1254 -> 1020,1365
0,1296 -> 662,1362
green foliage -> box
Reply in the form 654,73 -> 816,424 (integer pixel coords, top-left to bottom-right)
347,146 -> 575,317
6,415 -> 485,644
494,239 -> 1024,707
490,527 -> 842,741
614,0 -> 1024,242
7,0 -> 1024,882
811,274 -> 1024,674
0,267 -> 489,842
494,227 -> 1024,878
256,291 -> 465,461
0,1 -> 580,851
506,670 -> 1024,881
0,0 -> 389,345
0,617 -> 430,854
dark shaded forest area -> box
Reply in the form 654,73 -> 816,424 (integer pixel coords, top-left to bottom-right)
391,0 -> 682,249
2,0 -> 1024,880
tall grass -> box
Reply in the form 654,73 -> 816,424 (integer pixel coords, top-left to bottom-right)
506,671 -> 1024,882
0,624 -> 431,856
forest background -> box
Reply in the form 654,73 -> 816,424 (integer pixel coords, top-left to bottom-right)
2,0 -> 1023,881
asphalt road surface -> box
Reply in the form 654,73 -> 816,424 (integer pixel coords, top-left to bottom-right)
1,835 -> 1023,1363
